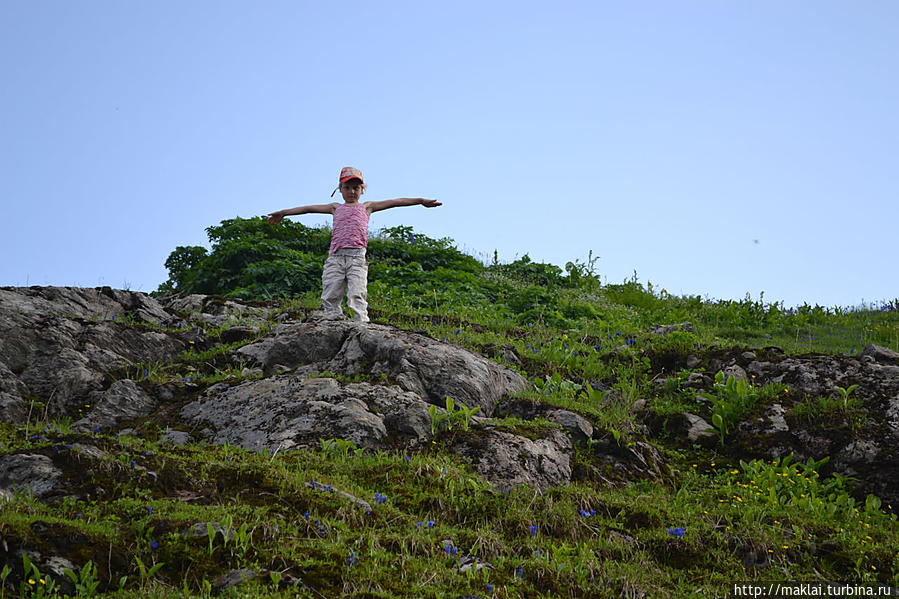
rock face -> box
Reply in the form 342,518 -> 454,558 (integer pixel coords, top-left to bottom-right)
0,287 -> 186,415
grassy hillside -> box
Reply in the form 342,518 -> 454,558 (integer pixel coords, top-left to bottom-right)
2,221 -> 898,598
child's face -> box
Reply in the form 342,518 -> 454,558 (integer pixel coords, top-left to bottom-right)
339,179 -> 364,203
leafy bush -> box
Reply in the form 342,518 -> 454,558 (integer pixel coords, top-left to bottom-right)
491,254 -> 565,287
157,219 -> 485,300
369,225 -> 483,274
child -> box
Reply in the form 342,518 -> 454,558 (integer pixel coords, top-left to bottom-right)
267,167 -> 442,322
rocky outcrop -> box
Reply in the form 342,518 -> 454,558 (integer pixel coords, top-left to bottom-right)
234,320 -> 528,415
683,344 -> 899,505
181,376 -> 433,451
451,427 -> 573,491
0,454 -> 64,498
3,285 -> 899,501
0,287 -> 187,414
0,286 -> 552,491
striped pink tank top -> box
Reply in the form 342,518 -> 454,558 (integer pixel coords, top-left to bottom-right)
329,203 -> 370,254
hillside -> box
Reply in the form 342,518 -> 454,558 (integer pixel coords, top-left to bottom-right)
1,221 -> 898,598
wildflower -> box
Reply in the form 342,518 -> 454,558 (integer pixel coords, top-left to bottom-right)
347,551 -> 359,566
147,506 -> 153,515
666,527 -> 685,537
516,567 -> 523,578
151,541 -> 158,550
529,525 -> 538,536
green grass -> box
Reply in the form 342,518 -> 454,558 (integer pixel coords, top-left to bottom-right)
5,435 -> 896,597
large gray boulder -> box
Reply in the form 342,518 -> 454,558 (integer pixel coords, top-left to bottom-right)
450,427 -> 573,492
235,321 -> 528,416
0,454 -> 64,498
181,376 -> 434,452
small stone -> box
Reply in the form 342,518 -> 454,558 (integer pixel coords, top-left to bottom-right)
546,409 -> 594,445
861,344 -> 899,364
160,429 -> 193,446
764,404 -> 789,433
685,413 -> 716,443
212,569 -> 258,593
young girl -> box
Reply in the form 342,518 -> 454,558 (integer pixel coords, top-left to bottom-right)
267,167 -> 441,322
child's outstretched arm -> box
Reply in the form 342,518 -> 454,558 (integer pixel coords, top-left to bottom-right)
365,198 -> 442,214
267,203 -> 337,224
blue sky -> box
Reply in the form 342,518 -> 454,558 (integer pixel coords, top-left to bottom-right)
2,1 -> 897,308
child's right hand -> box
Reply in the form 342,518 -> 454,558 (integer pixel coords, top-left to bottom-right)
267,212 -> 285,224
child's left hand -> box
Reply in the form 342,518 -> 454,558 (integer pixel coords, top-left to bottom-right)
422,199 -> 442,208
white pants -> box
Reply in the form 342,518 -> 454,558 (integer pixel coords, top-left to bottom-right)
321,250 -> 369,322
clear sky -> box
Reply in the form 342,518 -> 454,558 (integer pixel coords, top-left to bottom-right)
2,1 -> 897,309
